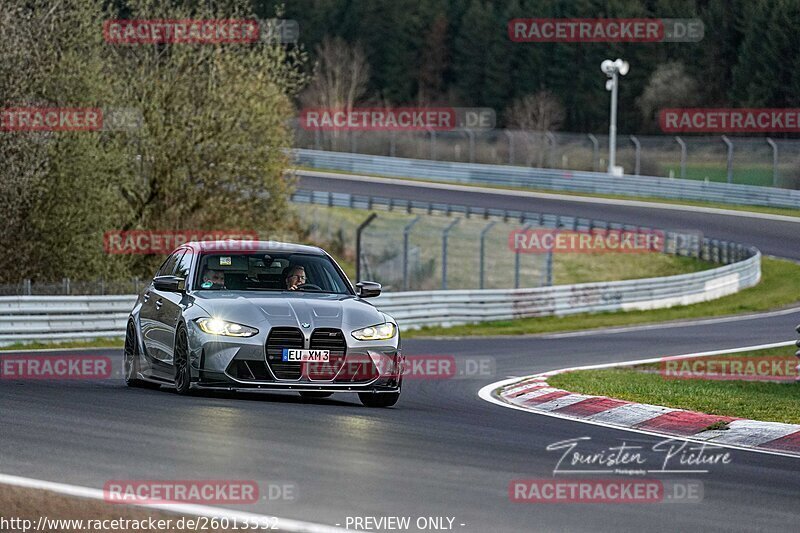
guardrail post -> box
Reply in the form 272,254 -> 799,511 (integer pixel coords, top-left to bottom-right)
630,135 -> 641,175
350,131 -> 357,153
766,137 -> 779,187
403,216 -> 421,291
674,136 -> 687,178
544,250 -> 553,286
479,221 -> 496,289
428,128 -> 436,160
515,223 -> 532,288
588,134 -> 599,171
505,130 -> 515,165
314,129 -> 321,151
466,129 -> 475,163
356,213 -> 378,283
62,277 -> 69,295
23,278 -> 31,295
546,131 -> 556,168
441,218 -> 461,289
390,130 -> 397,157
721,135 -> 734,184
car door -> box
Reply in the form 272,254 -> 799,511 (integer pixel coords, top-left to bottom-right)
156,249 -> 192,365
139,252 -> 179,368
143,250 -> 181,368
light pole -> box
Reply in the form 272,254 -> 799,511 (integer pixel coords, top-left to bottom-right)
601,58 -> 629,176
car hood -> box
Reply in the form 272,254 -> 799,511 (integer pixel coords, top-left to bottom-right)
190,291 -> 388,332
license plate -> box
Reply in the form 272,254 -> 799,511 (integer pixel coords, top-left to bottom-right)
282,349 -> 330,362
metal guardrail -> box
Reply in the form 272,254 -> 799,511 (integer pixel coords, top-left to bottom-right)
294,149 -> 800,210
0,296 -> 134,345
0,250 -> 759,344
374,252 -> 760,328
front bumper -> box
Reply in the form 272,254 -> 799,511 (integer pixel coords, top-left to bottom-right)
187,323 -> 402,393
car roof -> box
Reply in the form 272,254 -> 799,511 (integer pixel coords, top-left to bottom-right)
182,240 -> 327,255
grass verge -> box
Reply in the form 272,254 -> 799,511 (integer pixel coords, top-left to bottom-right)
403,256 -> 799,338
547,346 -> 800,424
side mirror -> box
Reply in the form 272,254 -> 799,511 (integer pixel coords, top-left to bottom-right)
356,281 -> 382,298
153,275 -> 185,292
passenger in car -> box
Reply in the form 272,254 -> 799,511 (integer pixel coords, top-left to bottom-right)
201,269 -> 226,289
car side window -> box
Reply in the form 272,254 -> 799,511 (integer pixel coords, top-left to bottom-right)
175,251 -> 192,279
156,250 -> 182,277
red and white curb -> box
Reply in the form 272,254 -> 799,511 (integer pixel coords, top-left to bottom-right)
479,341 -> 800,458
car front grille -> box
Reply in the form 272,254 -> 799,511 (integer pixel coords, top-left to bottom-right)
266,327 -> 304,380
307,328 -> 347,380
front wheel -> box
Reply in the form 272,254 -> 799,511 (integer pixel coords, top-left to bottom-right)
173,325 -> 192,395
358,392 -> 400,408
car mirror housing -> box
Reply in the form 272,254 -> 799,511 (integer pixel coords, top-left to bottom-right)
356,281 -> 382,298
153,275 -> 185,293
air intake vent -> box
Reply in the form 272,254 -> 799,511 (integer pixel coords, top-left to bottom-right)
266,327 -> 304,379
308,328 -> 346,380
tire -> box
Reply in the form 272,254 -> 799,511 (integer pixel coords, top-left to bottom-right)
299,391 -> 334,400
358,391 -> 400,408
123,321 -> 160,390
173,325 -> 192,395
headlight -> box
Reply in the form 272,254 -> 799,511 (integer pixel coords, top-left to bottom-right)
351,322 -> 397,341
196,318 -> 258,337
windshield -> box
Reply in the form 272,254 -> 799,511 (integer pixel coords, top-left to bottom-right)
194,252 -> 351,294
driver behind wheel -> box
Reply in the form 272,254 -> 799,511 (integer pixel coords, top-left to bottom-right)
284,265 -> 306,290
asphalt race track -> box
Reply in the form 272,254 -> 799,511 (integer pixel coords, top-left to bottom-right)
3,176 -> 800,532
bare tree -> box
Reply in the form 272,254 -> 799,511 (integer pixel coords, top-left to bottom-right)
504,91 -> 565,167
300,36 -> 370,149
636,62 -> 700,130
505,90 -> 565,132
301,36 -> 370,110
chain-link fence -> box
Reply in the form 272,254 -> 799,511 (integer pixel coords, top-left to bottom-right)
292,196 -> 717,293
293,125 -> 800,189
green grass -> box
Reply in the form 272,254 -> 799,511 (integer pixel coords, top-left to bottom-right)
661,163 -> 776,187
295,165 -> 800,219
0,338 -> 124,351
548,346 -> 800,424
403,256 -> 799,338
